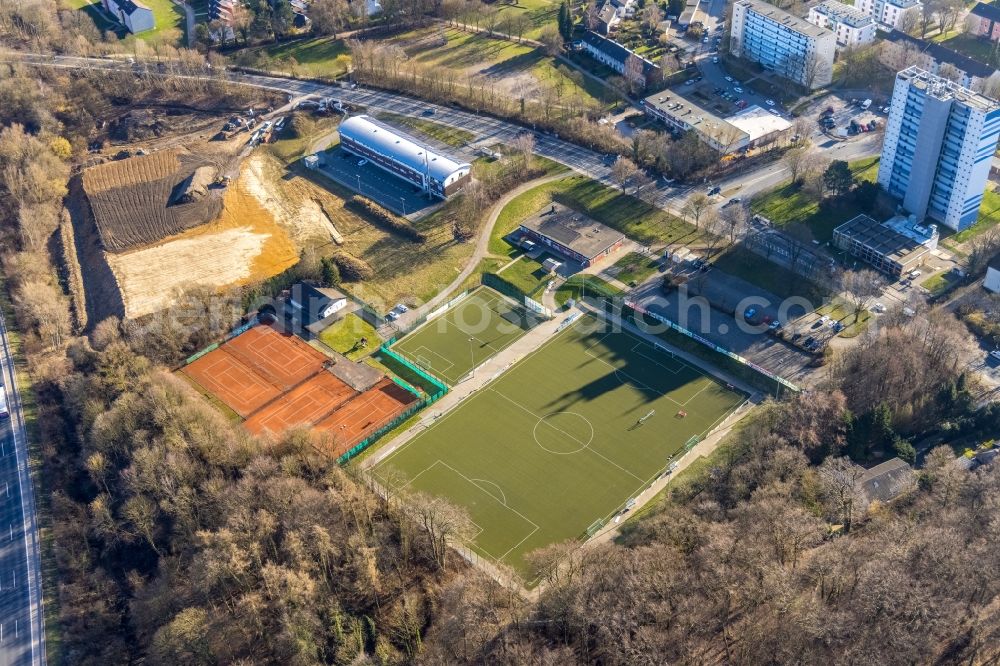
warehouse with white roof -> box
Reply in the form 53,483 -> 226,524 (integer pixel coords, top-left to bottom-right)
337,115 -> 472,198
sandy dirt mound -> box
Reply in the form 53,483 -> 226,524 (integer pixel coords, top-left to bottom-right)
108,177 -> 298,319
82,148 -> 225,251
242,154 -> 339,243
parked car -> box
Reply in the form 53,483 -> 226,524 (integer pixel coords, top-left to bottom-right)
744,307 -> 758,320
708,185 -> 721,195
725,75 -> 734,82
422,108 -> 435,116
394,303 -> 409,313
765,99 -> 775,106
386,311 -> 399,321
734,86 -> 744,93
872,302 -> 886,313
768,320 -> 782,330
991,350 -> 1000,361
712,56 -> 719,63
357,158 -> 368,167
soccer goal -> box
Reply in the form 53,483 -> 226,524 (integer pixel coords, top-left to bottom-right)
585,519 -> 605,538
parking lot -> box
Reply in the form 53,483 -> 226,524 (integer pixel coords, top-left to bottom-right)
817,98 -> 885,138
316,146 -> 441,218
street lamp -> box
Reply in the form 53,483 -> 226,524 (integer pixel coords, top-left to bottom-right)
469,337 -> 475,378
400,196 -> 406,216
356,173 -> 362,195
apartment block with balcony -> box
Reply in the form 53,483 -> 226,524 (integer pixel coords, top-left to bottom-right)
807,1 -> 877,48
730,0 -> 836,89
857,0 -> 922,30
878,66 -> 1000,231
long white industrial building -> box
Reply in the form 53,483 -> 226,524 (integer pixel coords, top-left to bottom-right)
338,115 -> 472,198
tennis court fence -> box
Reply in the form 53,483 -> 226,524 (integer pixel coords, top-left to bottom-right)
336,354 -> 449,464
378,344 -> 449,400
182,315 -> 260,367
336,394 -> 427,464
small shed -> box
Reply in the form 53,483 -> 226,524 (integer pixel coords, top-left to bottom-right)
542,257 -> 563,273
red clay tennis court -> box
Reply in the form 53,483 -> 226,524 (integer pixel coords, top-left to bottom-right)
314,379 -> 418,458
223,324 -> 327,389
183,348 -> 281,417
181,324 -> 420,455
245,370 -> 359,436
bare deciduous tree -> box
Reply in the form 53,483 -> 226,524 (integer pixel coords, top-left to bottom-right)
611,155 -> 639,192
408,491 -> 475,571
839,268 -> 887,318
682,192 -> 712,229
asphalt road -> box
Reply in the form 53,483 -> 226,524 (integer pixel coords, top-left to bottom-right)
11,54 -> 886,221
0,312 -> 44,666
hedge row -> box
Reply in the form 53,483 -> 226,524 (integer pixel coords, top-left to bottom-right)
349,196 -> 426,243
331,252 -> 375,281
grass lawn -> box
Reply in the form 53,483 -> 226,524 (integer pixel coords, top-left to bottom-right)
373,314 -> 746,576
269,115 -> 341,164
555,274 -> 622,307
942,187 -> 1000,250
497,255 -> 552,297
612,252 -> 661,286
490,175 -> 699,256
496,0 -> 560,39
937,34 -> 997,63
238,36 -> 352,78
400,27 -> 614,110
66,0 -> 187,46
751,157 -> 880,243
288,158 -> 478,308
390,288 -> 537,385
816,301 -> 871,338
374,112 -> 475,147
712,246 -> 829,301
920,271 -> 961,298
318,313 -> 380,361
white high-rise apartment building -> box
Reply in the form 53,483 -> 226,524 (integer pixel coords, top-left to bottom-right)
879,67 -> 1000,231
730,0 -> 836,89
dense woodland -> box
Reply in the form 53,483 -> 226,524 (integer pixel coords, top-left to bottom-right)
2,5 -> 1000,665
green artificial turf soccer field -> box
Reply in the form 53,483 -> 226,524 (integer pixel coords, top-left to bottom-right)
373,314 -> 746,576
390,288 -> 538,385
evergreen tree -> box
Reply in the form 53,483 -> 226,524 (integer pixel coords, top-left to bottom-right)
893,436 -> 916,464
321,257 -> 341,287
558,1 -> 572,41
823,160 -> 854,197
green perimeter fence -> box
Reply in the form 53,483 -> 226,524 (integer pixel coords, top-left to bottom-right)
379,344 -> 449,398
621,299 -> 800,393
182,317 -> 259,367
481,272 -> 553,319
336,345 -> 450,464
